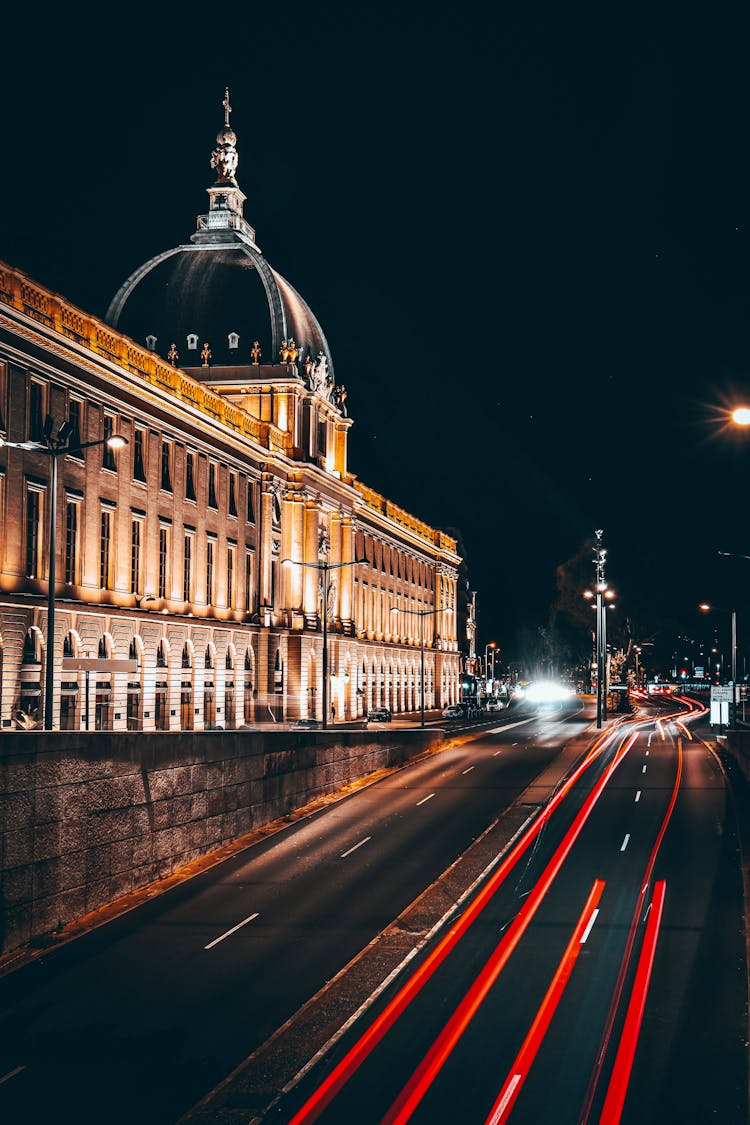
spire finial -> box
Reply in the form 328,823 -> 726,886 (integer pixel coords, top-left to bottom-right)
222,86 -> 232,128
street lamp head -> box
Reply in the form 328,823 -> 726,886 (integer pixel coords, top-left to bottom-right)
732,406 -> 750,426
583,589 -> 593,599
699,603 -> 711,612
106,434 -> 128,450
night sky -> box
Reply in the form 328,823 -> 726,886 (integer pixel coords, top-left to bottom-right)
4,6 -> 750,671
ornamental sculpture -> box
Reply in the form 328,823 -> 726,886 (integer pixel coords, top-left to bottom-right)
201,343 -> 212,367
279,340 -> 289,364
308,352 -> 334,402
251,340 -> 261,364
287,338 -> 299,365
210,87 -> 239,184
168,343 -> 179,366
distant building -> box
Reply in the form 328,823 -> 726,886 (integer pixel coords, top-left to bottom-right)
0,94 -> 461,730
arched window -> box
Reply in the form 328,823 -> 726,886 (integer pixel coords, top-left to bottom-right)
226,650 -> 234,669
146,335 -> 157,351
22,630 -> 39,664
156,641 -> 167,668
63,634 -> 74,657
228,332 -> 240,350
181,644 -> 192,669
187,333 -> 198,351
97,636 -> 108,659
205,646 -> 213,670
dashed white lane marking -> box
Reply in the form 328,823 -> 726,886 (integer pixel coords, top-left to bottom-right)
642,764 -> 647,774
341,836 -> 372,859
580,908 -> 600,944
462,766 -> 475,775
490,1074 -> 522,1123
205,912 -> 259,950
645,750 -> 649,756
621,834 -> 630,852
493,750 -> 502,757
648,733 -> 653,746
0,1066 -> 26,1086
635,790 -> 641,802
416,793 -> 435,806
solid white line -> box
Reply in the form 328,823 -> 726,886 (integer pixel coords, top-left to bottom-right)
621,833 -> 630,852
0,1066 -> 26,1086
642,764 -> 647,774
635,790 -> 641,802
205,912 -> 259,950
462,766 -> 475,775
341,836 -> 372,858
490,1074 -> 523,1123
416,793 -> 435,806
580,907 -> 600,944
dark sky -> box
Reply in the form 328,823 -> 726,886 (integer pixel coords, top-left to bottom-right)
4,4 -> 750,666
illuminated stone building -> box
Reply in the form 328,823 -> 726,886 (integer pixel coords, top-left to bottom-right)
0,93 -> 461,730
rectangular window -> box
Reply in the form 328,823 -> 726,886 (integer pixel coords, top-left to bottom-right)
28,379 -> 46,442
65,498 -> 80,584
246,479 -> 256,523
0,362 -> 6,433
158,525 -> 170,599
68,397 -> 84,458
160,439 -> 172,492
228,471 -> 237,517
100,507 -> 113,589
227,543 -> 236,609
133,427 -> 147,482
130,518 -> 143,595
245,550 -> 255,613
206,538 -> 215,605
185,450 -> 196,501
25,485 -> 45,578
183,532 -> 193,602
102,413 -> 116,470
208,461 -> 218,509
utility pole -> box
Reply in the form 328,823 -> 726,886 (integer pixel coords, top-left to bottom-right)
594,530 -> 607,729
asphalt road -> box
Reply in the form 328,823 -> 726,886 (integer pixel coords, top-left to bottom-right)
272,700 -> 748,1125
0,702 -> 594,1124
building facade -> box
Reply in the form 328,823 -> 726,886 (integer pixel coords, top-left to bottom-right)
0,95 -> 461,731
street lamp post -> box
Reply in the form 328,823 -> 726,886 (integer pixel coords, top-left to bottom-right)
483,641 -> 496,694
390,606 -> 441,727
584,530 -> 614,730
700,600 -> 739,720
282,556 -> 366,728
1,419 -> 127,731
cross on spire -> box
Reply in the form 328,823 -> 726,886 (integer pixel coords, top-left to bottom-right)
222,87 -> 232,127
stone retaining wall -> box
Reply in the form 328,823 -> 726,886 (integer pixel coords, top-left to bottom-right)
0,728 -> 441,955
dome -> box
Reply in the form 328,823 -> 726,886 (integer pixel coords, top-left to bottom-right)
106,241 -> 333,372
105,91 -> 334,376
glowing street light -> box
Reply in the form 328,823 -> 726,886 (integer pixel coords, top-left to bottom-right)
1,418 -> 128,730
732,406 -> 750,427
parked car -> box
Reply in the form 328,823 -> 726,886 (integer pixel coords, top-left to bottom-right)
367,707 -> 392,722
292,718 -> 321,729
442,704 -> 463,719
485,698 -> 502,712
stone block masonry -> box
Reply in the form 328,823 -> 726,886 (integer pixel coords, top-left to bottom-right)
0,729 -> 441,956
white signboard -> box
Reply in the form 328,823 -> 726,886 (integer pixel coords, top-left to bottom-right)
711,685 -> 733,703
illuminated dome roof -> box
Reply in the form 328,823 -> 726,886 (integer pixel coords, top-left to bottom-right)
105,89 -> 333,375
